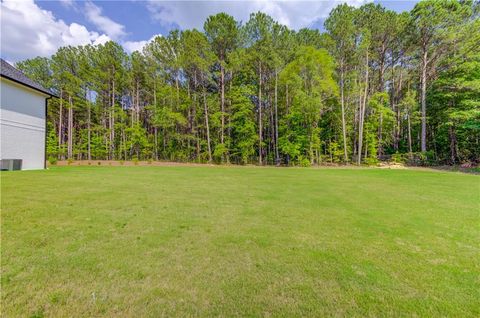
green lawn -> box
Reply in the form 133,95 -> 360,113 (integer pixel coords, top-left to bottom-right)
1,166 -> 479,317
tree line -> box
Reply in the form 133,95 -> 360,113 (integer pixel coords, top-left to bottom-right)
17,0 -> 479,166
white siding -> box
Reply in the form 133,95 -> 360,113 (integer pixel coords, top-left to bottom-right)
0,78 -> 47,170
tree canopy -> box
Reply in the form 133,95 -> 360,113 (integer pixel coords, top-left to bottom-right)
17,0 -> 480,165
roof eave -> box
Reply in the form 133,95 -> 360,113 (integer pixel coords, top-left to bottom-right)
1,74 -> 58,98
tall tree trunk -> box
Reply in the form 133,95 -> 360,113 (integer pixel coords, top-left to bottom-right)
87,91 -> 91,161
191,75 -> 197,162
226,70 -> 233,164
203,89 -> 212,163
357,88 -> 363,164
67,95 -> 73,159
364,130 -> 368,159
154,127 -> 158,160
122,128 -> 127,160
357,51 -> 369,165
274,69 -> 279,165
269,91 -> 274,163
136,80 -> 140,124
394,68 -> 403,151
378,112 -> 383,157
340,63 -> 348,162
420,49 -> 428,152
153,82 -> 158,160
353,100 -> 358,160
175,72 -> 180,109
58,89 -> 63,159
258,63 -> 263,165
108,87 -> 112,158
352,73 -> 358,161
131,89 -> 135,127
378,43 -> 386,91
407,113 -> 412,153
110,78 -> 116,160
449,125 -> 458,164
220,63 -> 225,154
163,128 -> 166,156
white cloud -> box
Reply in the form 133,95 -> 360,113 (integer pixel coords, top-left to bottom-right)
123,34 -> 161,54
84,1 -> 126,40
59,0 -> 75,9
0,0 -> 110,62
146,0 -> 371,31
123,40 -> 148,54
93,34 -> 112,46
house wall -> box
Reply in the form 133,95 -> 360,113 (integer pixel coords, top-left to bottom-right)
0,78 -> 47,170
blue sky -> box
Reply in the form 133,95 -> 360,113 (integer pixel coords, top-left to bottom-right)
1,0 -> 419,63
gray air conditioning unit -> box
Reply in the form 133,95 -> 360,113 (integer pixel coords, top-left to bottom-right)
1,159 -> 22,171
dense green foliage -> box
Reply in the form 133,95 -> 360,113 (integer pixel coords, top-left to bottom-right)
17,0 -> 479,165
2,166 -> 479,316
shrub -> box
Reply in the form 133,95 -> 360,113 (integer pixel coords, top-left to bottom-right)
213,144 -> 227,162
299,157 -> 311,167
67,158 -> 74,165
406,151 -> 437,166
364,157 -> 379,166
119,160 -> 125,165
48,157 -> 57,165
391,153 -> 407,164
133,158 -> 139,165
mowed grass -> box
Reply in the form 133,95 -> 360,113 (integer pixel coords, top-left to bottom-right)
1,166 -> 479,317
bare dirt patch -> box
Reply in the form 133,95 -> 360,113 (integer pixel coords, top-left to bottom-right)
377,162 -> 407,169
